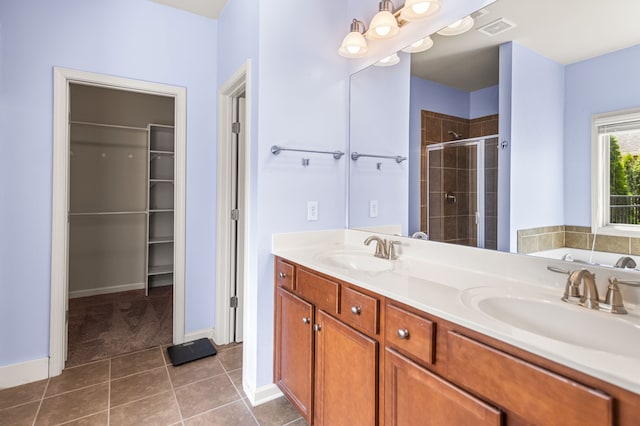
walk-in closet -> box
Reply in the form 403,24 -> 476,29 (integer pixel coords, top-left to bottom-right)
67,83 -> 176,366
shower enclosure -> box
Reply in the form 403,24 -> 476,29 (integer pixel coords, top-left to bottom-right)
425,136 -> 498,249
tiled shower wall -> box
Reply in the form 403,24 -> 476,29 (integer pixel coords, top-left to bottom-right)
517,225 -> 640,255
420,110 -> 499,247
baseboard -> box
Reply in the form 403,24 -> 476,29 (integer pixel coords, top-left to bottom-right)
69,282 -> 145,299
0,357 -> 49,389
184,328 -> 215,343
244,380 -> 283,407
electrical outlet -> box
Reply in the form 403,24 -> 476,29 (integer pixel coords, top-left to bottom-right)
369,200 -> 378,218
307,201 -> 318,221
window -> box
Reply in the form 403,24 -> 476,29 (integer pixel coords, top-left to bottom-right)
592,109 -> 640,236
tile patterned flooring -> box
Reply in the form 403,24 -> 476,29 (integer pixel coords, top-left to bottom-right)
0,343 -> 306,426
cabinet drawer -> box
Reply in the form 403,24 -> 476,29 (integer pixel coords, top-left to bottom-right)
297,268 -> 340,315
341,286 -> 379,336
385,348 -> 501,426
275,258 -> 295,291
447,331 -> 613,426
385,303 -> 435,366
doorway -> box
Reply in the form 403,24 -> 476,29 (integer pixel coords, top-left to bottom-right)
425,136 -> 499,249
50,67 -> 187,377
215,63 -> 250,346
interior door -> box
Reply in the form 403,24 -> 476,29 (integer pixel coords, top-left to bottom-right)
229,94 -> 246,342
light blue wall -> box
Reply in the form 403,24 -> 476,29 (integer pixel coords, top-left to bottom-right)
471,85 -> 500,119
564,44 -> 640,227
254,0 -> 350,387
0,0 -> 218,366
508,42 -> 565,251
498,43 -> 513,251
350,56 -> 411,233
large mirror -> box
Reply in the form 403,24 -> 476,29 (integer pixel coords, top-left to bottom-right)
348,0 -> 640,267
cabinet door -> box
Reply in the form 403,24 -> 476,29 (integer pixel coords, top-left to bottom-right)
314,310 -> 378,426
385,348 -> 502,426
274,288 -> 314,423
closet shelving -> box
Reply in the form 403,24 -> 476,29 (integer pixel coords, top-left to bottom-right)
69,121 -> 148,296
146,124 -> 175,295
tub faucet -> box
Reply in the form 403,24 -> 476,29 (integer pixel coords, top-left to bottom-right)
614,256 -> 636,269
562,269 -> 599,309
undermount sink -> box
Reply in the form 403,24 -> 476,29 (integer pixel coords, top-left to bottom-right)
461,287 -> 640,358
319,250 -> 393,272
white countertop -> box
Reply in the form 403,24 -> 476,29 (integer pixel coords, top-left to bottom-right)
272,229 -> 640,395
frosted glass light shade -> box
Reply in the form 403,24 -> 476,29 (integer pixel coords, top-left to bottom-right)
437,15 -> 474,36
339,31 -> 368,57
367,10 -> 399,39
400,0 -> 440,21
401,36 -> 434,53
374,53 -> 400,67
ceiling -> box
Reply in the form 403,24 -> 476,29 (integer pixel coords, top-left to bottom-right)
149,0 -> 639,92
411,0 -> 640,91
149,0 -> 228,19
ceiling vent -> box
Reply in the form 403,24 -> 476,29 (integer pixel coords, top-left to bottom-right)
478,18 -> 516,36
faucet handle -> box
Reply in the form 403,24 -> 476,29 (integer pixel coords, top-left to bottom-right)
388,240 -> 401,260
602,278 -> 628,314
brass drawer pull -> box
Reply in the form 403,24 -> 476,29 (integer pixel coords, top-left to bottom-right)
351,306 -> 362,315
279,272 -> 286,278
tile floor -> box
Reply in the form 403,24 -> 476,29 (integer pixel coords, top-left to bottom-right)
0,343 -> 306,426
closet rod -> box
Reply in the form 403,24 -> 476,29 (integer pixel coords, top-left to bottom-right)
271,145 -> 344,160
69,211 -> 147,216
350,152 -> 407,163
70,120 -> 149,132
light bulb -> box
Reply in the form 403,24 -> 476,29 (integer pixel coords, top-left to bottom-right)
376,25 -> 391,37
412,2 -> 431,14
347,45 -> 361,54
400,0 -> 439,22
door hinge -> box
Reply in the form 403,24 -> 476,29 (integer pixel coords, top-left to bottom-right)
230,296 -> 239,309
65,310 -> 69,322
231,209 -> 239,221
232,122 -> 241,134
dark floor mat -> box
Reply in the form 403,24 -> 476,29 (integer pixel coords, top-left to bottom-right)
167,338 -> 217,366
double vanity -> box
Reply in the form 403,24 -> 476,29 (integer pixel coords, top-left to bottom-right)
272,229 -> 640,425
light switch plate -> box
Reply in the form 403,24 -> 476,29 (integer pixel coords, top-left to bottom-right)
369,200 -> 378,218
307,201 -> 318,221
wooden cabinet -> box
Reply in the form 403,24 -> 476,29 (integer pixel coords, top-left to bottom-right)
273,257 -> 640,426
315,310 -> 378,426
385,348 -> 501,425
274,287 -> 314,422
273,260 -> 380,425
446,331 -> 613,426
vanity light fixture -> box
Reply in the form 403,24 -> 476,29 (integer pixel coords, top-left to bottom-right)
437,15 -> 474,36
367,0 -> 400,40
400,0 -> 440,22
374,52 -> 400,67
338,19 -> 369,58
401,36 -> 434,53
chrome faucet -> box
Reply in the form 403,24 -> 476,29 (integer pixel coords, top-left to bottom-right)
614,256 -> 637,269
411,231 -> 429,240
364,236 -> 401,260
364,236 -> 387,259
550,266 -> 637,315
562,269 -> 600,309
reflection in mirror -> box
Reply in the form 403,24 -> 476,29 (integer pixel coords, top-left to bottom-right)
348,0 -> 640,270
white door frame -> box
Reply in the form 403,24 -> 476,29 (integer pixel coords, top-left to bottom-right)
215,61 -> 251,345
50,67 -> 187,377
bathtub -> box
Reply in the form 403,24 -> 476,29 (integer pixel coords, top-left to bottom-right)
529,247 -> 640,271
